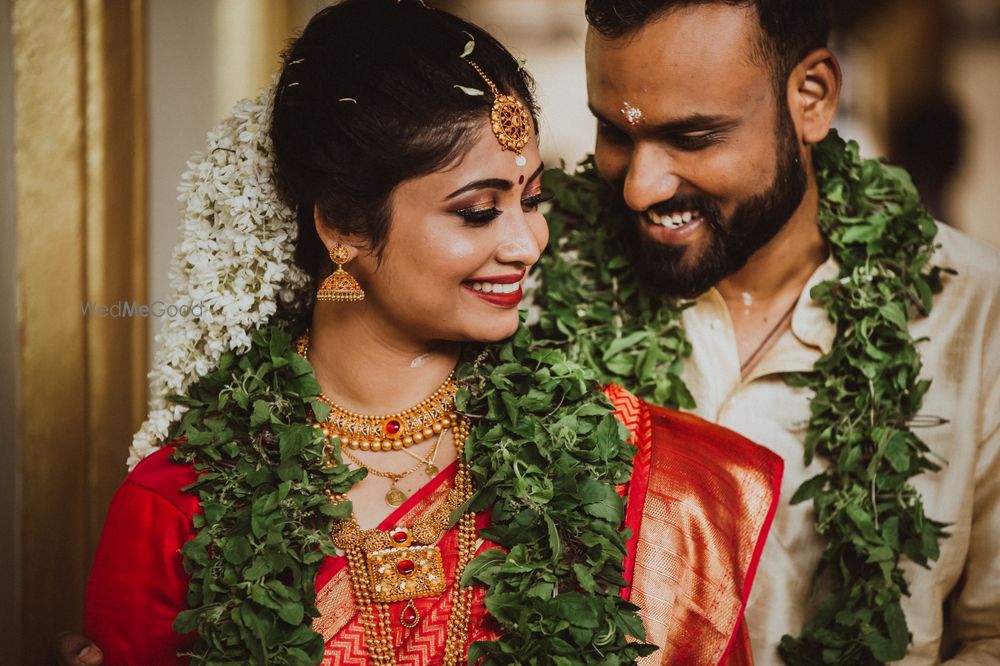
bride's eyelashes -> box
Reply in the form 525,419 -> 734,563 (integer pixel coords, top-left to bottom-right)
454,191 -> 552,226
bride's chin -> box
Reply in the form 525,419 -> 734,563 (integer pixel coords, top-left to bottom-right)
461,315 -> 521,344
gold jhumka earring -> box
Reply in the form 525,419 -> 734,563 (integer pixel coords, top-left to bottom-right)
466,60 -> 532,166
317,243 -> 365,302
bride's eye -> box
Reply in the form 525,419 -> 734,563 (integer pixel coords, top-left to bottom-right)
455,206 -> 502,225
521,191 -> 553,211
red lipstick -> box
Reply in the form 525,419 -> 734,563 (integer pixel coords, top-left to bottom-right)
463,272 -> 525,308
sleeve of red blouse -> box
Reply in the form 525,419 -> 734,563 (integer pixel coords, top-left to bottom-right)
84,456 -> 196,665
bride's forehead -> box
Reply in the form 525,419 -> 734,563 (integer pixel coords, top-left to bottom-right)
439,126 -> 538,181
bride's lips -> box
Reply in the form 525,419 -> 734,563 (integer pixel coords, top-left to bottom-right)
462,272 -> 525,308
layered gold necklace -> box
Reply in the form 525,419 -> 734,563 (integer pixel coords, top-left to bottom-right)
296,333 -> 460,506
326,415 -> 477,666
339,430 -> 444,506
297,332 -> 478,665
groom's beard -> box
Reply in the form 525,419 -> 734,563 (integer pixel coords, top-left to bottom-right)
619,109 -> 808,299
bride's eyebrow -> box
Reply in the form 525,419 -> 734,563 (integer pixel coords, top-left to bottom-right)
445,163 -> 544,200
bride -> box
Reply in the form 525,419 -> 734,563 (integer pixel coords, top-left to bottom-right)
80,1 -> 781,664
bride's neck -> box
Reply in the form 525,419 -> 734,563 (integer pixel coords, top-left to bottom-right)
307,304 -> 460,414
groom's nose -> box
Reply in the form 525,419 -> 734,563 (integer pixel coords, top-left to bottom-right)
622,143 -> 682,213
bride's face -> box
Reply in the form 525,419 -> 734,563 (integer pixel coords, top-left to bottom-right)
351,122 -> 548,344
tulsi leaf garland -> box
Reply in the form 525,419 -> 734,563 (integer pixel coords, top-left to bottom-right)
533,130 -> 947,665
169,321 -> 652,663
534,158 -> 694,410
459,325 -> 655,664
170,325 -> 360,664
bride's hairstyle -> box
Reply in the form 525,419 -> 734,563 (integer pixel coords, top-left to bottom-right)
270,0 -> 539,284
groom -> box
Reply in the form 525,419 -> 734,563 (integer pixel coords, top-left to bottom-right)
573,0 -> 1000,663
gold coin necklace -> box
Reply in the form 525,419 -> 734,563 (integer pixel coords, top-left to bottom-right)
340,428 -> 446,507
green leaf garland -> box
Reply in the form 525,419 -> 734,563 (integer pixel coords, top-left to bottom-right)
170,325 -> 363,664
460,325 -> 655,664
535,159 -> 694,410
169,320 -> 652,663
533,131 -> 947,665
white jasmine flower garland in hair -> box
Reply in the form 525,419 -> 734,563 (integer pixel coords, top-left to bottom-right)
128,86 -> 311,468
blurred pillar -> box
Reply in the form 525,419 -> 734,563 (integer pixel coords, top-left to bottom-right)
10,0 -> 147,660
213,0 -> 298,118
850,0 -> 949,151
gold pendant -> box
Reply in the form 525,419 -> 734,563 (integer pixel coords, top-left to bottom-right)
424,464 -> 439,478
385,485 -> 407,507
367,544 -> 447,603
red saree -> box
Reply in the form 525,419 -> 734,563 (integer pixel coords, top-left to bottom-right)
84,386 -> 780,665
606,385 -> 783,665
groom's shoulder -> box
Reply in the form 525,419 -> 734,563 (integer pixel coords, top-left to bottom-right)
933,221 -> 1000,286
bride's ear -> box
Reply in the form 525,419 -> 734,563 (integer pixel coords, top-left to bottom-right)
314,204 -> 361,261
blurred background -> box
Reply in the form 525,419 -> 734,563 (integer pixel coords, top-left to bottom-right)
2,0 -> 998,660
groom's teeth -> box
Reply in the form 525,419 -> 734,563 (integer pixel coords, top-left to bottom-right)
648,210 -> 699,229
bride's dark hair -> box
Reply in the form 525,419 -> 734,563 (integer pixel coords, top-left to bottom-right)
270,0 -> 538,283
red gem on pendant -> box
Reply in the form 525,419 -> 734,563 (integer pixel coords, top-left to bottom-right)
390,528 -> 409,544
385,419 -> 402,436
396,559 -> 415,575
400,603 -> 419,627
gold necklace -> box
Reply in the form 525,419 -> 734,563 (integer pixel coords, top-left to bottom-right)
340,428 -> 446,507
397,434 -> 443,477
327,416 -> 477,665
297,332 -> 458,452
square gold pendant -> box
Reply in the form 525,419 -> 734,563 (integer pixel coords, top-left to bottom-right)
367,545 -> 447,603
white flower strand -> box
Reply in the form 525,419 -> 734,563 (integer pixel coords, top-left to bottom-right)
128,86 -> 311,468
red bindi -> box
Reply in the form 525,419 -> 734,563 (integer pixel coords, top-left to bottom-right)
518,175 -> 524,184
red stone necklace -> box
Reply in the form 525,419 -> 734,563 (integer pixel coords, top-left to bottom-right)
296,332 -> 458,454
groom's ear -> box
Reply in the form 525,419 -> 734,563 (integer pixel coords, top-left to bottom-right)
787,48 -> 841,145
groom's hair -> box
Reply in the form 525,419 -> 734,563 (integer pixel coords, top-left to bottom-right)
584,0 -> 830,92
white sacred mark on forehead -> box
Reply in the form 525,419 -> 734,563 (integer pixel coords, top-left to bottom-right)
620,101 -> 643,126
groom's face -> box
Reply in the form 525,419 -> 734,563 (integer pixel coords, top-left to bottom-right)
585,4 -> 808,298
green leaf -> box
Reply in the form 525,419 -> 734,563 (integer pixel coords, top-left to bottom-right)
224,535 -> 253,565
277,600 -> 305,626
557,594 -> 600,628
790,473 -> 827,505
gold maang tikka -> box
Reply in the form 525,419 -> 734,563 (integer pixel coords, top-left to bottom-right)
467,60 -> 532,166
317,242 -> 365,302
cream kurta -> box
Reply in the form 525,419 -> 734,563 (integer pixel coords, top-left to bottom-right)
679,223 -> 1000,665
